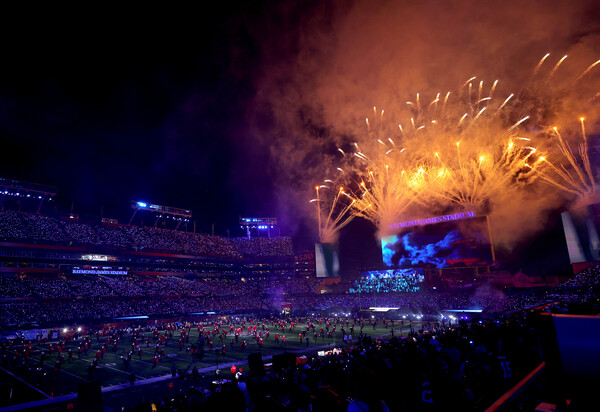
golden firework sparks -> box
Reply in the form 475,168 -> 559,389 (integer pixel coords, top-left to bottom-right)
314,54 -> 600,234
311,183 -> 355,243
534,119 -> 597,204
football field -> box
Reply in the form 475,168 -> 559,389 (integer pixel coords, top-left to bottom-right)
0,319 -> 422,411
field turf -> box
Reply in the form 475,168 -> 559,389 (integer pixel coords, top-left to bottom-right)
0,319 -> 422,410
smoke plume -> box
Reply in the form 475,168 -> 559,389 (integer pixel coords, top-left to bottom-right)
245,0 -> 600,248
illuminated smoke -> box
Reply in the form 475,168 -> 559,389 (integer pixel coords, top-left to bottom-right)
326,78 -> 546,235
313,54 -> 600,248
247,1 -> 600,247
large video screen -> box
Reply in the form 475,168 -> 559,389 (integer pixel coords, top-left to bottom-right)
381,215 -> 492,268
561,203 -> 600,263
315,243 -> 340,278
350,268 -> 425,293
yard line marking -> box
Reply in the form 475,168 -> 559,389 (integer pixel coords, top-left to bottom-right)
39,362 -> 89,382
54,365 -> 89,382
129,358 -> 170,370
0,365 -> 51,399
77,358 -> 145,380
19,355 -> 90,384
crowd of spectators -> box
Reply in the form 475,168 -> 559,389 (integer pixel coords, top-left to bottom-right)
286,288 -> 553,315
0,295 -> 277,325
1,262 -> 599,327
558,264 -> 600,287
0,274 -> 322,325
0,273 -> 321,302
26,278 -> 74,298
0,276 -> 120,299
0,276 -> 34,299
232,237 -> 293,257
62,221 -> 100,245
263,277 -> 321,294
96,225 -> 133,249
69,277 -> 117,297
0,210 -> 292,260
21,214 -> 70,243
0,210 -> 28,240
349,269 -> 424,293
1,268 -> 594,326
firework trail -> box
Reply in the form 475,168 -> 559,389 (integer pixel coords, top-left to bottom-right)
310,182 -> 355,243
369,80 -> 543,214
522,55 -> 600,206
534,118 -> 598,206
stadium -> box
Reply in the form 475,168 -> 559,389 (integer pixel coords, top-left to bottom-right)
3,3 -> 600,412
1,176 -> 599,412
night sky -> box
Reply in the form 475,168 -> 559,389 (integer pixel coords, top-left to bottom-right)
0,5 -> 281,235
0,2 -> 598,265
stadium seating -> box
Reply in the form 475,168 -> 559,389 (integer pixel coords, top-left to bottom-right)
2,266 -> 597,326
0,210 -> 293,259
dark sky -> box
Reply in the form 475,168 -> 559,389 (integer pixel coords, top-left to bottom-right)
0,1 -> 598,261
0,5 -> 283,235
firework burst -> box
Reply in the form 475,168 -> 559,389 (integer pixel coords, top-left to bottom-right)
335,112 -> 429,232
345,157 -> 425,232
313,54 -> 600,238
423,137 -> 542,212
379,78 -> 545,213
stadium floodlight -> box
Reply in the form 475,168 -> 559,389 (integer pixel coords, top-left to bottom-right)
130,200 -> 192,226
239,217 -> 278,238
